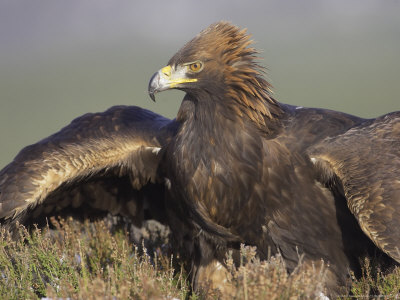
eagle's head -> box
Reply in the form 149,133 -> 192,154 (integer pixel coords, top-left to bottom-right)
148,22 -> 281,125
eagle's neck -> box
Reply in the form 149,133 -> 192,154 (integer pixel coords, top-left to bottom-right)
176,90 -> 283,138
175,93 -> 236,165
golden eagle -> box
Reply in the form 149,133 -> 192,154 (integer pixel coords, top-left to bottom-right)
1,22 -> 400,296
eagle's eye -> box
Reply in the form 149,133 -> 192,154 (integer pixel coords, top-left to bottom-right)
187,61 -> 203,73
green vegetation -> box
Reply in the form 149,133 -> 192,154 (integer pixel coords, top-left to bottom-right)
347,257 -> 400,299
0,218 -> 398,299
0,218 -> 190,299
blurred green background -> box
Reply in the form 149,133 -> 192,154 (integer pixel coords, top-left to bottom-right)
1,0 -> 399,169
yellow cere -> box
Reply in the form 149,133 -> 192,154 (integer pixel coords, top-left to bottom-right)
160,65 -> 198,88
161,65 -> 172,77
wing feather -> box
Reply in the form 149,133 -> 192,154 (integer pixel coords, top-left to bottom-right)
309,111 -> 400,261
0,105 -> 176,226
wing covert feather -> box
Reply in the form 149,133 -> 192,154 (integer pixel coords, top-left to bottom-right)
310,111 -> 400,261
0,105 -> 176,223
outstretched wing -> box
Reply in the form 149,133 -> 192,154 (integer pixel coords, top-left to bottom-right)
0,105 -> 177,228
309,111 -> 400,261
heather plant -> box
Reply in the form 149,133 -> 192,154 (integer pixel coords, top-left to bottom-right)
0,219 -> 399,299
0,218 -> 190,299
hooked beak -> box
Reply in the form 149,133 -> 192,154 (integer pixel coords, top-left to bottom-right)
148,65 -> 197,101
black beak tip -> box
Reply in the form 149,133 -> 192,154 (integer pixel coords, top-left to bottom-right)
148,71 -> 159,102
149,92 -> 156,102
